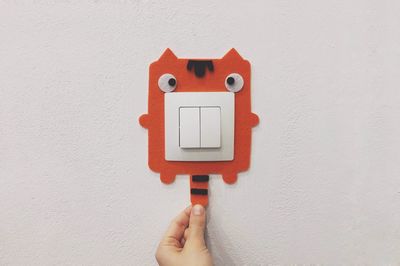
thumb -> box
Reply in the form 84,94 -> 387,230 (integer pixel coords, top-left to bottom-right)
186,204 -> 206,249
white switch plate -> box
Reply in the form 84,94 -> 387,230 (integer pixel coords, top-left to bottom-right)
179,107 -> 221,148
165,92 -> 234,161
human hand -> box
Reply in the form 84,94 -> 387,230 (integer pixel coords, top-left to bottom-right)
156,205 -> 213,266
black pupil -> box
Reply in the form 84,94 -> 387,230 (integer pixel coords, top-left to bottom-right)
168,78 -> 176,86
227,77 -> 235,85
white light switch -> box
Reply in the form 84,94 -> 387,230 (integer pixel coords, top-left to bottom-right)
165,92 -> 234,161
179,107 -> 200,148
200,107 -> 221,148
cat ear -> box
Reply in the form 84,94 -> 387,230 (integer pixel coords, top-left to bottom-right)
222,48 -> 244,60
158,48 -> 177,61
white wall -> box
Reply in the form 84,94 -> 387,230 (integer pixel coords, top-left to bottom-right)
1,1 -> 400,265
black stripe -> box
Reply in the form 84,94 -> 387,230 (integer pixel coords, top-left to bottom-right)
191,188 -> 208,195
192,175 -> 209,182
186,60 -> 214,78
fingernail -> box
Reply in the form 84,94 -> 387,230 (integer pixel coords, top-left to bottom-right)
192,204 -> 204,216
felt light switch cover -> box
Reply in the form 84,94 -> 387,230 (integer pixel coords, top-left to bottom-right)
139,48 -> 259,206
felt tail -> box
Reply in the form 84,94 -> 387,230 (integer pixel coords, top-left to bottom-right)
190,175 -> 209,206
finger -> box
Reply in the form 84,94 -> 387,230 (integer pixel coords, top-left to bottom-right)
186,204 -> 206,248
161,206 -> 192,246
180,237 -> 186,247
184,228 -> 190,241
181,228 -> 189,247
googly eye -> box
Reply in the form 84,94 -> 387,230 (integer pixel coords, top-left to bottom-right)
225,73 -> 244,92
158,73 -> 177,92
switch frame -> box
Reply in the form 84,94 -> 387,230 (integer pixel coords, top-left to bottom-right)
165,92 -> 234,161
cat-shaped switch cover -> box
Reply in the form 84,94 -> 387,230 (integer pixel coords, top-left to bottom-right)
139,48 -> 259,206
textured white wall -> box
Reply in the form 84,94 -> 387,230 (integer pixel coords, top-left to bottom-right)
1,1 -> 400,265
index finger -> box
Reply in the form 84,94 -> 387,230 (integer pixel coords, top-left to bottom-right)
161,206 -> 192,246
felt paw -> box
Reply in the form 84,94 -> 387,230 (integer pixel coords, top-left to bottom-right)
160,172 -> 176,184
250,112 -> 259,127
222,172 -> 238,184
139,114 -> 150,128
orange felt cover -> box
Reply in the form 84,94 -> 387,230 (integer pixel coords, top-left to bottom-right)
139,48 -> 259,206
